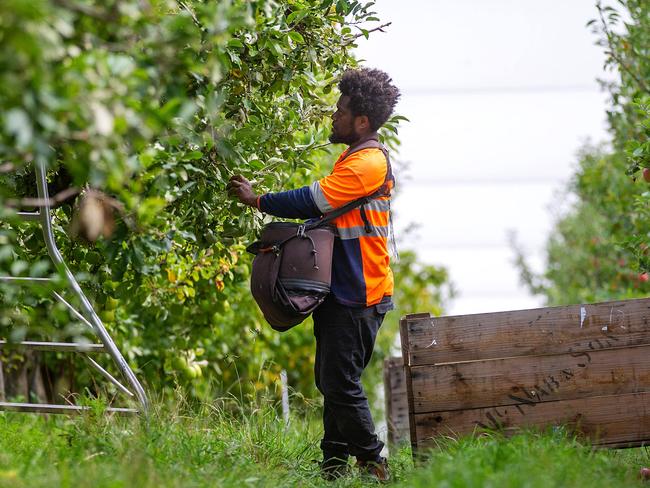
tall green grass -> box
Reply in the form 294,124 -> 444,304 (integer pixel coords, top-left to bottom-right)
408,429 -> 648,488
0,397 -> 648,487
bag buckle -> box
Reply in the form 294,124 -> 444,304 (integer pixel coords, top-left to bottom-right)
296,224 -> 306,238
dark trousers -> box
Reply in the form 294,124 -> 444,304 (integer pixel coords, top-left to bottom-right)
313,296 -> 390,463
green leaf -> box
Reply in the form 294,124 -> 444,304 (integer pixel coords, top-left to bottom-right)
248,159 -> 264,170
137,197 -> 167,223
5,108 -> 33,148
227,38 -> 244,49
336,0 -> 350,15
288,31 -> 304,44
286,10 -> 307,24
10,260 -> 28,276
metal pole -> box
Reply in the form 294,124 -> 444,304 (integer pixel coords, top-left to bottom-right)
0,401 -> 137,415
280,369 -> 289,426
0,359 -> 5,402
82,355 -> 134,398
52,291 -> 94,330
34,162 -> 148,414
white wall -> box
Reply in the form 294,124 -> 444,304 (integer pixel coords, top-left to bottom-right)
355,0 -> 613,315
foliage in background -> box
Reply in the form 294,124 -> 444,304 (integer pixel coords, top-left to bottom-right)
515,0 -> 650,305
366,248 -> 452,389
0,0 -> 451,405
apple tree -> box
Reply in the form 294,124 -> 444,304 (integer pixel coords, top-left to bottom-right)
0,0 -> 452,404
515,0 -> 650,306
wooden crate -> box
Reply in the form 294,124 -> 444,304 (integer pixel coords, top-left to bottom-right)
383,356 -> 409,446
399,298 -> 650,452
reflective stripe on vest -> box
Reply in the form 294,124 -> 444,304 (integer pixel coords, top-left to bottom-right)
309,181 -> 333,213
338,224 -> 389,240
363,199 -> 390,213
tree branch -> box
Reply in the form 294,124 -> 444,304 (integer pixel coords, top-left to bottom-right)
342,22 -> 392,46
5,187 -> 81,209
597,4 -> 649,94
178,1 -> 203,30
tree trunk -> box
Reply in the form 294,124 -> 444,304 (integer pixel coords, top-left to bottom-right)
0,359 -> 5,401
3,352 -> 48,403
27,354 -> 47,403
4,356 -> 29,400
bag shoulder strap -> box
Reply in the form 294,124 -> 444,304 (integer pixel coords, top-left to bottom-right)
344,138 -> 393,180
307,137 -> 393,230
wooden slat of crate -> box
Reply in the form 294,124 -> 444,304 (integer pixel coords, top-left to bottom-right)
400,316 -> 422,450
413,391 -> 650,449
403,297 -> 650,366
383,356 -> 409,445
411,343 -> 650,413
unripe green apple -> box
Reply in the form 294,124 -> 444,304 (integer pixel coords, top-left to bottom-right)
99,310 -> 115,323
171,357 -> 185,371
186,363 -> 199,379
105,297 -> 119,310
191,363 -> 203,378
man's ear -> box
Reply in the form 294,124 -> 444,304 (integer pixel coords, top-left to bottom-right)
355,114 -> 370,133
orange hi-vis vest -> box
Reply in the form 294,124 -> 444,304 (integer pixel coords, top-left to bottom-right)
258,136 -> 394,307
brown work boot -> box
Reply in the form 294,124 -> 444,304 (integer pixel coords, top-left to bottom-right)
357,457 -> 390,483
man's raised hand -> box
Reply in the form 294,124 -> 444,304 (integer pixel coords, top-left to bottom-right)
227,175 -> 259,208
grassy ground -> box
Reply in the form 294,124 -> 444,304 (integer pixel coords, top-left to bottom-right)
1,399 -> 649,487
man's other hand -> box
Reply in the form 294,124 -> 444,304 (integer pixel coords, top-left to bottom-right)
227,175 -> 258,208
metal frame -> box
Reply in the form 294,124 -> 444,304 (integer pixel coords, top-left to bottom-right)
0,161 -> 148,415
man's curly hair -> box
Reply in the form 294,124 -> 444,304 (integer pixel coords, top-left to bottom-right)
338,68 -> 401,131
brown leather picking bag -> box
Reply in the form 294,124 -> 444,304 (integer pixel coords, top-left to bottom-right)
246,139 -> 391,332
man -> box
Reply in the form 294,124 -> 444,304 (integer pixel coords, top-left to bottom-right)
228,68 -> 400,481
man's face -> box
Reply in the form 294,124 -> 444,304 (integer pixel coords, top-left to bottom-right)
329,95 -> 360,145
